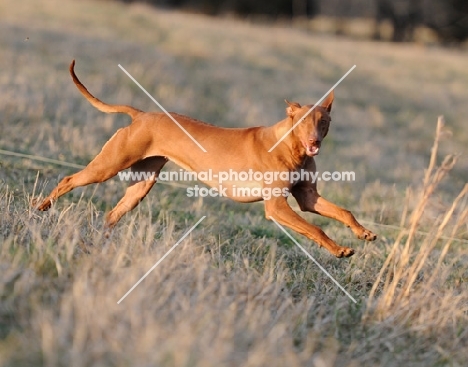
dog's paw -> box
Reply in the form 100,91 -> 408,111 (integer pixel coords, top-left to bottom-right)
358,228 -> 377,241
354,226 -> 377,241
37,200 -> 52,211
31,197 -> 51,211
335,246 -> 355,258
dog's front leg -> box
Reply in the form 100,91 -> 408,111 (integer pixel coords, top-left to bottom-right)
264,196 -> 354,258
291,184 -> 377,241
310,196 -> 377,241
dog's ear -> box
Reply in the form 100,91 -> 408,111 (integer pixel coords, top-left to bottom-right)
321,91 -> 334,112
285,100 -> 301,118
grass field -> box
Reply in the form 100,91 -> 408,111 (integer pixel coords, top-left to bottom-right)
1,0 -> 468,366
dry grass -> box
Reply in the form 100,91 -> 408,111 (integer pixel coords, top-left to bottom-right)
1,0 -> 468,366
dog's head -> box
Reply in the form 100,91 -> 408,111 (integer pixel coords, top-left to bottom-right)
285,91 -> 333,157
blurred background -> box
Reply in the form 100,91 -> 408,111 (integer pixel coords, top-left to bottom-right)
121,0 -> 468,43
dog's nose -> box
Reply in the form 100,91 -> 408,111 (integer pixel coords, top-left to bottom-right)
309,138 -> 321,147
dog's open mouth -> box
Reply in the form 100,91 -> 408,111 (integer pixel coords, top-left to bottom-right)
305,144 -> 320,156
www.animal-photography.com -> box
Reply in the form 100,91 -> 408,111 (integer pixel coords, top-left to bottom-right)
1,0 -> 467,366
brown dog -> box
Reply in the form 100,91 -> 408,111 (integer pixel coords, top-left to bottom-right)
37,60 -> 376,257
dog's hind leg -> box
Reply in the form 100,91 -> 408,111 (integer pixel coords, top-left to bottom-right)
105,156 -> 167,227
36,127 -> 148,211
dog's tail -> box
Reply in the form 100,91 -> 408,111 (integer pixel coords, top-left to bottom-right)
69,60 -> 142,119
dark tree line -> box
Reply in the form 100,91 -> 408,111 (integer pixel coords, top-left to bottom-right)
122,0 -> 317,17
120,0 -> 468,42
374,0 -> 468,42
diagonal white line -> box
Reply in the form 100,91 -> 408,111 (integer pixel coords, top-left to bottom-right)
269,216 -> 357,303
0,149 -> 85,170
118,64 -> 207,153
268,65 -> 356,153
117,215 -> 207,304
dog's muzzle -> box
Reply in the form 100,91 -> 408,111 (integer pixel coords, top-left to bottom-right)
306,145 -> 320,156
305,140 -> 321,156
